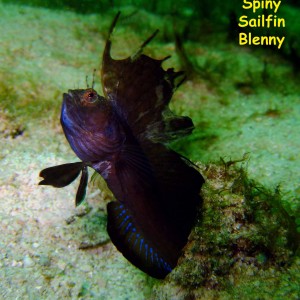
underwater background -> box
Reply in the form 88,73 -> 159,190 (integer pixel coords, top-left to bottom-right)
0,0 -> 299,299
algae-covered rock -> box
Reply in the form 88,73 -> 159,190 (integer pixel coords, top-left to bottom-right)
154,161 -> 299,299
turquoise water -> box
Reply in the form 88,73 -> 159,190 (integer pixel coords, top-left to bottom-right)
0,1 -> 299,299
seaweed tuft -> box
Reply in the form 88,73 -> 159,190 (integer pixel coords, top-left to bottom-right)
154,160 -> 299,299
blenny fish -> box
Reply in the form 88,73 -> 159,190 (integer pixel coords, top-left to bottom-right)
39,12 -> 204,279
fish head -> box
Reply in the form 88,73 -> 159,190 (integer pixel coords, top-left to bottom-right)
61,88 -> 110,129
61,88 -> 124,162
63,88 -> 102,108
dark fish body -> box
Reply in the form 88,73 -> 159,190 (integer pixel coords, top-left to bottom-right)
39,12 -> 204,279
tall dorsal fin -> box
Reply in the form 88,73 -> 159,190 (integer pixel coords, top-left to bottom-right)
101,12 -> 193,143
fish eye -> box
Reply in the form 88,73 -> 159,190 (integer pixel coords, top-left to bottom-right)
82,89 -> 98,106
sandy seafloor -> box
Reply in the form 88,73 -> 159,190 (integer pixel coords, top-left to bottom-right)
0,2 -> 299,299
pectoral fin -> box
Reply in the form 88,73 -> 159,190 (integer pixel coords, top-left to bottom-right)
39,162 -> 84,187
39,162 -> 89,206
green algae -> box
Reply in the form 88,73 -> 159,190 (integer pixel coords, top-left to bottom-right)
153,161 -> 299,299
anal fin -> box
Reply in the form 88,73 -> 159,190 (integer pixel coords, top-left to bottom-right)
107,202 -> 173,279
